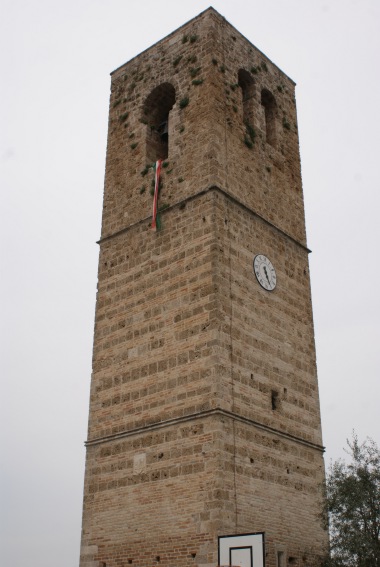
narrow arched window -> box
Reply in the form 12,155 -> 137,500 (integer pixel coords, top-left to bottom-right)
143,83 -> 176,162
238,69 -> 255,127
261,89 -> 277,147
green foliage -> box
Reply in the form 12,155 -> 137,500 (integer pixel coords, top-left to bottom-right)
244,137 -> 253,149
324,434 -> 380,567
190,67 -> 201,78
173,55 -> 182,67
119,112 -> 129,123
140,164 -> 152,177
182,34 -> 188,44
282,117 -> 291,130
261,62 -> 268,72
130,143 -> 138,150
113,99 -> 122,108
192,79 -> 203,86
189,34 -> 198,43
212,58 -> 218,66
245,122 -> 256,146
250,66 -> 258,74
179,97 -> 189,109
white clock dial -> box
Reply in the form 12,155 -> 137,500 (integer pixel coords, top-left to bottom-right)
253,254 -> 277,291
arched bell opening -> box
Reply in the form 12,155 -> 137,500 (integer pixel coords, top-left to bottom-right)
261,88 -> 277,148
238,69 -> 255,128
143,83 -> 176,162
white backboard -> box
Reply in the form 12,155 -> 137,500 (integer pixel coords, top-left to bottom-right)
218,533 -> 265,567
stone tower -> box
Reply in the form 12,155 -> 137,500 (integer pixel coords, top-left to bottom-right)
79,8 -> 328,567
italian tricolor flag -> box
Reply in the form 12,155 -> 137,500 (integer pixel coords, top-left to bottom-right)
151,159 -> 162,231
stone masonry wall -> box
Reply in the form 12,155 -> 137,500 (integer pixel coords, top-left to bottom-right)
217,416 -> 327,567
88,193 -> 219,443
81,416 -> 221,567
212,191 -> 323,446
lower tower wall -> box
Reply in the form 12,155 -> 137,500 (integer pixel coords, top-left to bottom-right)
80,416 -> 221,567
80,413 -> 327,567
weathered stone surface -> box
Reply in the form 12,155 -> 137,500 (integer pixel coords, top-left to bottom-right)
79,8 -> 328,567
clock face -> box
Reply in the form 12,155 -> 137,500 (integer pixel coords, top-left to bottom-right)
253,254 -> 277,291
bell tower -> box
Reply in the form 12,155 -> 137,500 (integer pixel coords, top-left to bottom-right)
79,8 -> 328,567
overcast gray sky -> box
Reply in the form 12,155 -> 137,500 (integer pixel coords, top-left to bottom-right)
1,1 -> 379,566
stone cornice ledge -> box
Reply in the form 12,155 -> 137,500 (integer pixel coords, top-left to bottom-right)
85,407 -> 324,452
97,185 -> 312,254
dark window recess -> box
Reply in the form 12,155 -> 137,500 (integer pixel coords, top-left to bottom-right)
143,83 -> 176,162
261,89 -> 277,147
271,390 -> 279,410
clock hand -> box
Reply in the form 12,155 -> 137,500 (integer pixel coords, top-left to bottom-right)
263,266 -> 270,284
